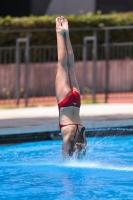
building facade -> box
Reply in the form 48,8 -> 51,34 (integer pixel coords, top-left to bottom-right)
0,0 -> 133,17
96,0 -> 133,13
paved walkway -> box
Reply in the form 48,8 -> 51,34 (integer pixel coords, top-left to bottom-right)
0,103 -> 133,135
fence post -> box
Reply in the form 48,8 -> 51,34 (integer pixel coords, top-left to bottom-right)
105,29 -> 109,103
16,40 -> 20,107
82,36 -> 97,102
25,33 -> 30,107
93,30 -> 97,103
16,37 -> 30,107
82,38 -> 87,96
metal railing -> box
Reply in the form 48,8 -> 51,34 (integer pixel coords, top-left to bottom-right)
0,42 -> 133,106
0,26 -> 133,106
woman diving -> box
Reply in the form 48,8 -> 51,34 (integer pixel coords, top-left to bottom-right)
55,16 -> 87,159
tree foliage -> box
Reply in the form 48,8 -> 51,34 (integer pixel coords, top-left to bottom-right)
0,12 -> 133,46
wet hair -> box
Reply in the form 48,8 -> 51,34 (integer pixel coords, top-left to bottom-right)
69,127 -> 86,159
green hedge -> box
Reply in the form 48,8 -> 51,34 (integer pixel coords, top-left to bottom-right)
1,12 -> 133,46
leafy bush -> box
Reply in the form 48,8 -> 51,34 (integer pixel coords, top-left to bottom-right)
0,12 -> 133,46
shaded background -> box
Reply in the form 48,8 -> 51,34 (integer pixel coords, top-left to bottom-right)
1,0 -> 133,17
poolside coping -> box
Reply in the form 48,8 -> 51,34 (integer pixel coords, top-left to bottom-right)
0,104 -> 133,143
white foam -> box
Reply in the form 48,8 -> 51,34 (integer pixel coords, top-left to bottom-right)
63,160 -> 133,171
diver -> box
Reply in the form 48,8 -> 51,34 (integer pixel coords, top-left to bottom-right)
55,16 -> 87,159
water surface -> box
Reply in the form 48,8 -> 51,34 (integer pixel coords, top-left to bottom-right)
0,136 -> 133,200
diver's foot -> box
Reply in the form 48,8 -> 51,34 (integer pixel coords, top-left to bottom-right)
56,17 -> 65,35
60,16 -> 69,36
56,16 -> 69,36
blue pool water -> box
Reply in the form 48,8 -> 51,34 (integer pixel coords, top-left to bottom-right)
0,136 -> 133,200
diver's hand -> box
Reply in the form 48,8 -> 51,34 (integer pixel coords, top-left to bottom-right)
75,142 -> 86,151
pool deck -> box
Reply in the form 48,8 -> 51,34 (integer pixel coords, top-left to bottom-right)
0,103 -> 133,136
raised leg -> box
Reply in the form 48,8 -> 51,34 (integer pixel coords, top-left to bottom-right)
61,16 -> 80,94
55,17 -> 71,103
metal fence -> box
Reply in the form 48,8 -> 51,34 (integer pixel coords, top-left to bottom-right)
0,26 -> 133,107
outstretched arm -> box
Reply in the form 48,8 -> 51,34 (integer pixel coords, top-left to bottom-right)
62,137 -> 70,159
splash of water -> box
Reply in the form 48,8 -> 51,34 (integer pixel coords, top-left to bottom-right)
63,159 -> 133,171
